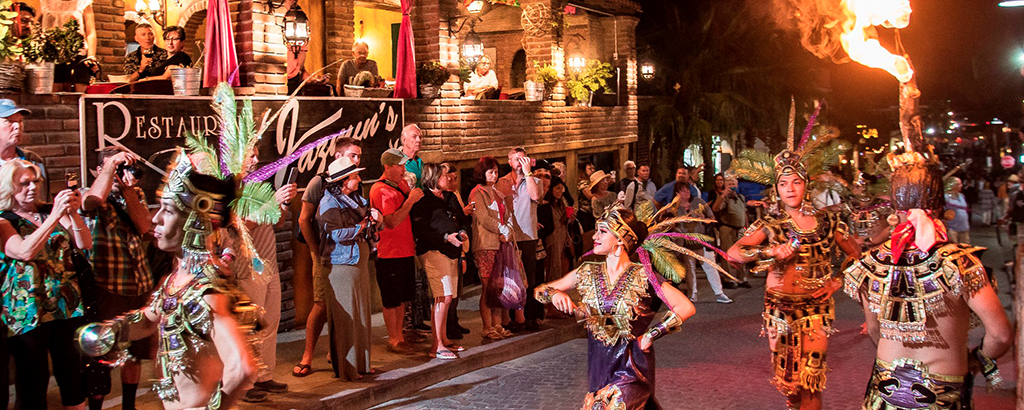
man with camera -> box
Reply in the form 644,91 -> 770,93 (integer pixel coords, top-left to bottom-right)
501,147 -> 544,332
80,146 -> 153,410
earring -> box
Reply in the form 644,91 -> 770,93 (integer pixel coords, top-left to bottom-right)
887,213 -> 900,226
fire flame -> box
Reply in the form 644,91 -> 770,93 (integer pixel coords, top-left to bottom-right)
838,0 -> 914,83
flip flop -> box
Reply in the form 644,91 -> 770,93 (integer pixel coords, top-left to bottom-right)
444,343 -> 466,352
429,350 -> 458,360
292,363 -> 312,377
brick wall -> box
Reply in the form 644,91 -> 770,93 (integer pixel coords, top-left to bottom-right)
406,95 -> 638,163
93,0 -> 127,74
325,0 -> 355,68
234,0 -> 289,95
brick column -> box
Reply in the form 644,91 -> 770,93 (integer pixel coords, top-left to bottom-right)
521,0 -> 565,101
234,0 -> 288,95
93,0 -> 127,76
324,0 -> 355,68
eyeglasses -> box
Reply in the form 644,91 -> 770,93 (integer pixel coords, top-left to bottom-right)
165,37 -> 182,41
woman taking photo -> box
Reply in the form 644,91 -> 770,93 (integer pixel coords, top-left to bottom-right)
0,160 -> 92,409
411,163 -> 467,359
317,156 -> 379,380
469,157 -> 516,340
538,176 -> 572,282
672,181 -> 731,304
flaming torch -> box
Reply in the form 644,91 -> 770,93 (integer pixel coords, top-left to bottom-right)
837,0 -> 926,154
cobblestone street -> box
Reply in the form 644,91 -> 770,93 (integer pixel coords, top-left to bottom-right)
374,223 -> 1018,410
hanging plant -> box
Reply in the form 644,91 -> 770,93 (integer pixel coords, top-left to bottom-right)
23,18 -> 83,64
0,0 -> 23,61
565,60 -> 612,105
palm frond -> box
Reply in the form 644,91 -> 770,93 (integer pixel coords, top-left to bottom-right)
230,182 -> 281,225
649,214 -> 716,234
211,83 -> 238,176
642,241 -> 688,283
634,200 -> 657,226
731,149 -> 775,185
184,132 -> 223,178
804,140 -> 849,178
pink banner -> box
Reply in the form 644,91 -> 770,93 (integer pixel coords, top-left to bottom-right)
203,0 -> 240,87
393,0 -> 417,98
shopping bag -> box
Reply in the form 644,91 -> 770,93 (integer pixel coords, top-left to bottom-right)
488,241 -> 527,310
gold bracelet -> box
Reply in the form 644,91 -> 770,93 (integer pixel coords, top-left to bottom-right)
534,285 -> 557,304
643,311 -> 683,342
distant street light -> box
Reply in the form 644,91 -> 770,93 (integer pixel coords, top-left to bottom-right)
640,61 -> 655,80
999,0 -> 1024,7
568,55 -> 586,73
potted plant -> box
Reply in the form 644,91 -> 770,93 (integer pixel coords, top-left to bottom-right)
0,0 -> 25,93
565,60 -> 612,107
416,61 -> 448,98
526,61 -> 557,101
23,18 -> 83,94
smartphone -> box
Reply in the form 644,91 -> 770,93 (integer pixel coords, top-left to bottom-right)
286,167 -> 298,185
66,172 -> 79,191
283,167 -> 298,205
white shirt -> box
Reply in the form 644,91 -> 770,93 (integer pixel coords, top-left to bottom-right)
465,69 -> 498,97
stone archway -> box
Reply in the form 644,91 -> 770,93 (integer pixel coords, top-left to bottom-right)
177,0 -> 209,62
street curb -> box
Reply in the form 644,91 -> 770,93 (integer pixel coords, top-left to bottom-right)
296,318 -> 585,410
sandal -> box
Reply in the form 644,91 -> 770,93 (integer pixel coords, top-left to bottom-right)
292,363 -> 312,378
482,328 -> 503,340
444,343 -> 466,352
495,325 -> 513,338
428,349 -> 458,360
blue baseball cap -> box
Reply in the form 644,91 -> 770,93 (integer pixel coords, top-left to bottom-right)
0,99 -> 30,118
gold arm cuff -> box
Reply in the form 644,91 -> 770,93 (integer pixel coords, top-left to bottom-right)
644,311 -> 683,342
534,285 -> 557,304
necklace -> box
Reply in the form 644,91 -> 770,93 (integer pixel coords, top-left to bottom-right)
15,210 -> 40,223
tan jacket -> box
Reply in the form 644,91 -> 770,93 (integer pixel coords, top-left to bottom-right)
470,185 -> 517,252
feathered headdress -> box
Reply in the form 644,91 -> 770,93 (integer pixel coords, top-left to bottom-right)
161,83 -> 349,275
595,204 -> 736,303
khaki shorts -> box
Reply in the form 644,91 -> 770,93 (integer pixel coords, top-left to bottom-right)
421,250 -> 459,298
312,259 -> 332,303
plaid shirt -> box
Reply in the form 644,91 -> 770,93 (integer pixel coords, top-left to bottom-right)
83,189 -> 154,296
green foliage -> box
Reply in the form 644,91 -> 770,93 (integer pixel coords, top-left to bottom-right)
231,182 -> 281,225
415,61 -> 448,87
0,0 -> 22,61
457,59 -> 472,84
23,18 -> 83,64
565,60 -> 612,103
529,61 -> 558,91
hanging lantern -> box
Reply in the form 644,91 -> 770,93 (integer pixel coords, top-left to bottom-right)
640,61 -> 655,81
466,0 -> 485,14
462,30 -> 484,63
567,54 -> 586,73
285,7 -> 309,57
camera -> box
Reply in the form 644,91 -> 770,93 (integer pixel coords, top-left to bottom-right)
117,163 -> 144,179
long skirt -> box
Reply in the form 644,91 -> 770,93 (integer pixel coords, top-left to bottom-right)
325,242 -> 372,380
584,336 -> 660,410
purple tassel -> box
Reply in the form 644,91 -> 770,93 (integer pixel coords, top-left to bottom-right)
648,232 -> 737,264
797,100 -> 824,151
243,129 -> 351,183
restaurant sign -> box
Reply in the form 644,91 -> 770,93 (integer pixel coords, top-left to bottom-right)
79,95 -> 404,195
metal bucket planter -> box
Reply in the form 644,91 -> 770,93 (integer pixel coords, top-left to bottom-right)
25,62 -> 55,94
170,67 -> 203,96
574,91 -> 594,107
525,81 -> 546,101
419,84 -> 439,98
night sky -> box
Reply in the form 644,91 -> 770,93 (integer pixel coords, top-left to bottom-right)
825,0 -> 1024,128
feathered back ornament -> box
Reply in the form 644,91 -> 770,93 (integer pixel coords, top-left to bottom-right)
162,83 -> 351,276
594,205 -> 736,304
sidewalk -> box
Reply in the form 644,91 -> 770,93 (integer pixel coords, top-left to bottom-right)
60,292 -> 584,410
